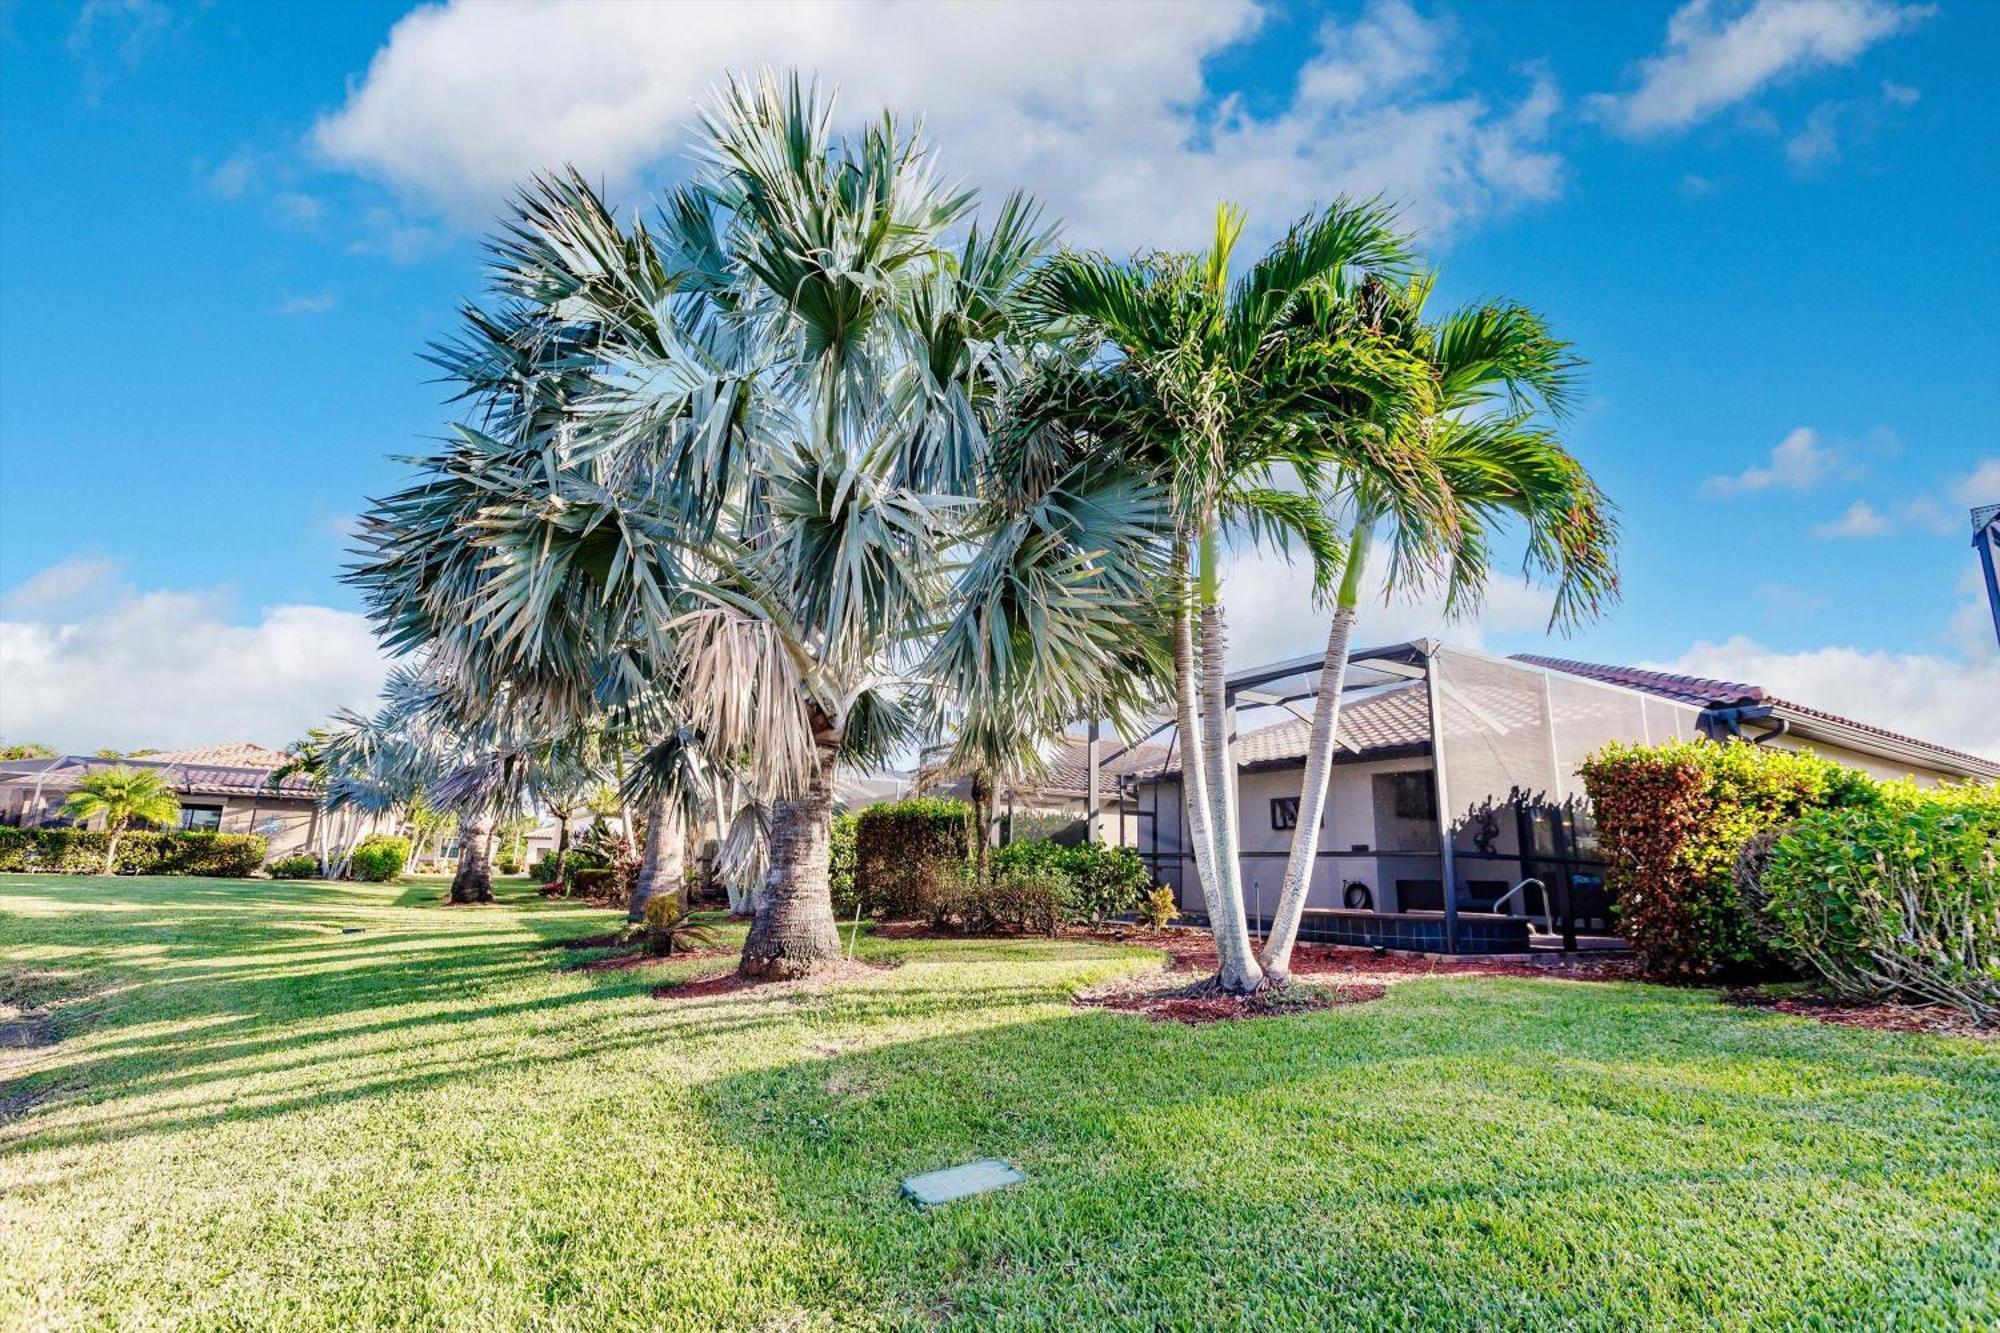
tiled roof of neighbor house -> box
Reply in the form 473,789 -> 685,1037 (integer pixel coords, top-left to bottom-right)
1512,654 -> 1996,772
139,742 -> 295,769
0,750 -> 317,799
1031,735 -> 1175,794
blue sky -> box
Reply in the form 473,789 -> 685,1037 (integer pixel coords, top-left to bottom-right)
1,0 -> 1994,755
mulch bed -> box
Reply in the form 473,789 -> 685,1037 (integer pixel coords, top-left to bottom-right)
651,957 -> 898,1004
1066,927 -> 1640,1024
1725,989 -> 1995,1039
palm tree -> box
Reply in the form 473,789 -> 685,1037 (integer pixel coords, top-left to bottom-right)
1016,203 -> 1449,993
349,74 -> 1136,980
61,766 -> 181,874
1256,276 -> 1619,981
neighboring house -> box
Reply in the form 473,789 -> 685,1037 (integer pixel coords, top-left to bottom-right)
0,742 -> 365,863
922,733 -> 1173,846
1127,640 -> 1997,956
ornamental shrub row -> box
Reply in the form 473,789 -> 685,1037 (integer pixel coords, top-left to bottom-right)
989,839 -> 1150,924
1756,781 -> 2000,1022
1578,740 -> 1878,979
0,827 -> 268,877
852,797 -> 973,919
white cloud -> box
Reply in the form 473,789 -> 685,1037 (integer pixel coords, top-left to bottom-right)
278,292 -> 338,316
1951,455 -> 2000,508
1702,426 -> 1836,496
1219,540 -> 1557,671
311,0 -> 1563,249
1813,498 -> 1891,538
206,148 -> 258,199
1879,79 -> 1920,105
1786,101 -> 1843,165
1650,634 -> 2000,760
1596,0 -> 1932,137
0,554 -> 121,615
0,569 -> 388,754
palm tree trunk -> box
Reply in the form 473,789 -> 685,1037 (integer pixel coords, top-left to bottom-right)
1261,522 -> 1373,980
970,771 -> 993,884
1195,525 -> 1263,994
627,789 -> 685,922
449,816 -> 494,904
103,817 -> 124,876
738,714 -> 843,980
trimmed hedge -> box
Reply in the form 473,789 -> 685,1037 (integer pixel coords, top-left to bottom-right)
268,853 -> 320,879
991,839 -> 1149,924
1757,781 -> 2000,1021
1579,740 -> 1874,980
853,798 -> 972,919
350,834 -> 411,883
829,811 -> 859,916
0,827 -> 268,878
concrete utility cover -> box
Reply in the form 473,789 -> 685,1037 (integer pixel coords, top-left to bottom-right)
901,1159 -> 1024,1207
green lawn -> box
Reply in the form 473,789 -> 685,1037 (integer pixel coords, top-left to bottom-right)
2,875 -> 1995,1331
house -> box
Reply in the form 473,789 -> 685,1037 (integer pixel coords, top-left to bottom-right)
0,742 -> 350,863
1126,641 -> 1997,956
921,731 -> 1173,846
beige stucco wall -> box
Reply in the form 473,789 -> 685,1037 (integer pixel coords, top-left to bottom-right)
1753,731 -> 1963,786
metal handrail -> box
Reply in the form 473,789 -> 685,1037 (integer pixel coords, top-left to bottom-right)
1489,877 -> 1552,932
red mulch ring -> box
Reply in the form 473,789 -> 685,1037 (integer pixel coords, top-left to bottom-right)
1064,928 -> 1638,1025
1725,989 -> 1995,1039
1080,975 -> 1390,1024
651,957 -> 898,1003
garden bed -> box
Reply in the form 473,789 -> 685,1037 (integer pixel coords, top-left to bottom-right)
1726,988 -> 1995,1039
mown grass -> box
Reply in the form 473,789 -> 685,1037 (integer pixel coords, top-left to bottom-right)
2,874 -> 1996,1330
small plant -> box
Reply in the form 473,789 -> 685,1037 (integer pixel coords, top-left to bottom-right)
1140,885 -> 1178,931
349,834 -> 412,883
642,894 -> 720,957
495,851 -> 522,875
268,853 -> 319,879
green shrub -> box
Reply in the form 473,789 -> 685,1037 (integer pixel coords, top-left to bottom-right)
854,797 -> 971,919
829,811 -> 859,916
348,834 -> 411,883
495,851 -> 521,875
1140,886 -> 1179,930
1756,781 -> 2000,1022
925,863 -> 1070,936
640,894 -> 721,957
268,853 -> 320,879
0,827 -> 266,877
1579,739 -> 1876,980
570,866 -> 615,898
991,839 -> 1150,924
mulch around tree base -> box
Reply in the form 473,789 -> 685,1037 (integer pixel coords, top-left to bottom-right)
572,948 -> 732,973
651,957 -> 898,1003
1069,929 -> 1640,1024
1725,989 -> 1995,1039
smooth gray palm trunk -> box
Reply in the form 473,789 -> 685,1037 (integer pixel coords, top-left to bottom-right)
1259,601 -> 1359,980
449,816 -> 494,904
1197,601 -> 1265,993
739,736 -> 843,979
628,790 -> 685,922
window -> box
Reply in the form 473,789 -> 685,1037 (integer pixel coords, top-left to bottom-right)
179,804 -> 223,833
1270,796 -> 1299,830
1390,772 -> 1436,820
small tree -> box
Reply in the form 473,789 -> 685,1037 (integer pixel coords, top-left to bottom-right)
60,766 -> 181,874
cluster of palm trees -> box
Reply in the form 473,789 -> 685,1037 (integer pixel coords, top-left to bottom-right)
336,72 -> 1616,994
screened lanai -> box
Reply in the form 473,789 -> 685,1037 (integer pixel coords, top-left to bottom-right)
1117,641 -> 1710,955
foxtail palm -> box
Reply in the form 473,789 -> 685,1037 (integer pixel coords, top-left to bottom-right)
1258,277 -> 1618,981
60,766 -> 181,874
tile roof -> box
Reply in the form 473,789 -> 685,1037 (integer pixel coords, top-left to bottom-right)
1512,654 -> 1995,772
1143,684 -> 1432,777
1032,735 -> 1175,793
1506,656 -> 1764,708
138,742 -> 295,770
